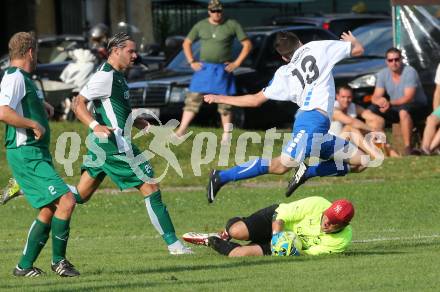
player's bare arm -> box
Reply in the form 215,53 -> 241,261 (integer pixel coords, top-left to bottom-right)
225,38 -> 252,72
204,90 -> 267,107
183,38 -> 202,71
0,105 -> 45,139
43,101 -> 54,118
340,31 -> 364,57
433,83 -> 440,109
371,87 -> 389,111
390,87 -> 416,106
72,94 -> 114,138
333,109 -> 372,131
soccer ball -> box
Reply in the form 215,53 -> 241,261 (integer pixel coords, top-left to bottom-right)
271,231 -> 302,256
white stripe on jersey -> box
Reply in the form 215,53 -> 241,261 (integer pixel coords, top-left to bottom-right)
0,69 -> 26,109
15,102 -> 28,147
101,98 -> 131,153
79,70 -> 113,101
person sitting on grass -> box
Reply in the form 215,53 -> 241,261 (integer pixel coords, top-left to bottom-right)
330,85 -> 399,158
421,63 -> 440,155
183,196 -> 354,257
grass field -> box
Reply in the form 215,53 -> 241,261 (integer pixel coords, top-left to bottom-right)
1,122 -> 440,291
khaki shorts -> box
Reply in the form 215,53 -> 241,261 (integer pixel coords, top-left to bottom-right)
183,92 -> 232,115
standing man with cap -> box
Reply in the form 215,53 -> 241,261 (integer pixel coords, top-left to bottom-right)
175,0 -> 252,143
183,196 -> 354,257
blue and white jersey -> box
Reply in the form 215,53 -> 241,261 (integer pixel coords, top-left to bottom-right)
263,40 -> 351,118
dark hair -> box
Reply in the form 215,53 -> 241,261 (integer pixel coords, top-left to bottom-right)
8,31 -> 37,60
337,85 -> 353,94
107,32 -> 133,55
385,47 -> 401,58
274,31 -> 301,60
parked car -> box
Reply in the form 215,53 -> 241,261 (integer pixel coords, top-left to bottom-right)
334,21 -> 392,107
271,13 -> 390,37
0,35 -> 88,81
128,26 -> 339,128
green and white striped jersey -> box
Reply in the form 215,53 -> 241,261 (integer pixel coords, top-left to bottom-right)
0,67 -> 50,149
80,62 -> 132,154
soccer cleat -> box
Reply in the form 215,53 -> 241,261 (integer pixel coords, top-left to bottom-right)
207,170 -> 224,203
285,162 -> 308,197
168,240 -> 194,255
51,259 -> 80,277
169,246 -> 194,255
182,232 -> 227,246
1,178 -> 24,205
12,266 -> 44,277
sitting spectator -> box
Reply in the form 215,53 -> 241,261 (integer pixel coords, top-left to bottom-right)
370,47 -> 428,155
330,85 -> 384,135
329,85 -> 398,157
421,63 -> 440,154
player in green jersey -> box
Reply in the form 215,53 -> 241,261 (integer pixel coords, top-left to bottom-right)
71,32 -> 192,255
183,196 -> 354,256
0,32 -> 80,277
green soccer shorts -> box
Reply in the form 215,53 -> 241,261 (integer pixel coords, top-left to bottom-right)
6,146 -> 70,209
81,145 -> 155,190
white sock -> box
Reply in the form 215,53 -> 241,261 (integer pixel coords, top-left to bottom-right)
167,240 -> 184,250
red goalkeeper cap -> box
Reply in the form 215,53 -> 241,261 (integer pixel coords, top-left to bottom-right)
324,199 -> 355,225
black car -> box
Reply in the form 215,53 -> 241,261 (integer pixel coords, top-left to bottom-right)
271,13 -> 390,37
128,26 -> 338,128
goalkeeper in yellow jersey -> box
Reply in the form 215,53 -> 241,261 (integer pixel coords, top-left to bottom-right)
183,196 -> 354,257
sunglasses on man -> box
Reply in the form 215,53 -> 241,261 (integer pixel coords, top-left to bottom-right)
387,57 -> 401,63
209,9 -> 223,13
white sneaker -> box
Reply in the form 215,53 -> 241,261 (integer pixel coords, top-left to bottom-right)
168,240 -> 194,255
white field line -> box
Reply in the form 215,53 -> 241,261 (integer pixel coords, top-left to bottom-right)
353,234 -> 440,243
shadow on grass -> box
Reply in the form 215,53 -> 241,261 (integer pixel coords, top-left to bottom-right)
0,275 -> 250,291
343,250 -> 404,256
346,238 -> 440,256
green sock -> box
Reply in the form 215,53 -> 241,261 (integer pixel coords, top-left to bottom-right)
51,216 -> 70,264
68,184 -> 84,204
18,219 -> 50,269
144,191 -> 178,245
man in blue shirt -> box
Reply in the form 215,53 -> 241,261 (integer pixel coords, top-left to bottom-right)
370,47 -> 428,155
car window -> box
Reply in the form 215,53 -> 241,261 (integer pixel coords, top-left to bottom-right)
260,29 -> 338,70
352,24 -> 392,57
294,29 -> 337,43
38,40 -> 84,64
273,20 -> 315,27
329,18 -> 384,37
